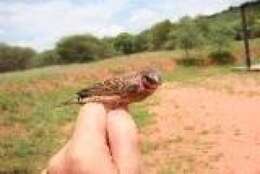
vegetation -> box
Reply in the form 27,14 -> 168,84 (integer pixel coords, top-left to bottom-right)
32,50 -> 61,67
209,51 -> 236,65
0,44 -> 36,72
130,104 -> 153,128
149,20 -> 172,50
173,17 -> 204,59
0,1 -> 259,173
208,21 -> 234,53
1,38 -> 260,172
0,53 -> 208,173
56,34 -> 107,63
0,1 -> 259,72
113,33 -> 135,54
0,53 -> 171,173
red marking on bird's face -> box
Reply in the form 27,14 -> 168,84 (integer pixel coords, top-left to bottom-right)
141,69 -> 162,91
141,78 -> 160,92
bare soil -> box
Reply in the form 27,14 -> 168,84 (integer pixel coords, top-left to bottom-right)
141,76 -> 260,174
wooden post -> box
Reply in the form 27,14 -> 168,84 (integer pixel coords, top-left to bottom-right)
240,5 -> 251,70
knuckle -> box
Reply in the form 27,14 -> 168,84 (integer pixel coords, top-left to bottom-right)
67,149 -> 82,164
68,153 -> 89,172
81,103 -> 105,114
47,158 -> 60,174
108,109 -> 129,117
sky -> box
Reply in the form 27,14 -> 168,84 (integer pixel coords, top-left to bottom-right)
0,0 -> 251,51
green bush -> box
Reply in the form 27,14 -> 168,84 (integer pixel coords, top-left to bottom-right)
32,50 -> 61,67
101,37 -> 118,58
176,57 -> 206,66
149,20 -> 172,50
173,17 -> 205,58
113,32 -> 135,55
0,93 -> 18,112
134,30 -> 151,52
0,43 -> 36,72
56,34 -> 106,63
208,21 -> 234,52
209,51 -> 235,65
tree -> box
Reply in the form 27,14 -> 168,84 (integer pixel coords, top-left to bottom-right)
100,37 -> 118,58
208,21 -> 234,53
133,30 -> 151,52
207,21 -> 236,64
163,24 -> 178,50
56,34 -> 104,63
174,17 -> 204,58
150,20 -> 172,50
33,50 -> 61,67
113,33 -> 135,55
0,43 -> 36,72
194,16 -> 212,40
251,18 -> 260,38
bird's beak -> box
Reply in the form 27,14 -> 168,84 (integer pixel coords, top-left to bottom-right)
155,75 -> 162,85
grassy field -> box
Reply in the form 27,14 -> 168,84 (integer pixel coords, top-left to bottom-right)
0,52 -> 177,173
0,39 -> 260,173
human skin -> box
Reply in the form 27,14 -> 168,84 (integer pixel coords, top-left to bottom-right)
45,103 -> 140,174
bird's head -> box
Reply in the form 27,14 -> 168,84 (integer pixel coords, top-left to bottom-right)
141,68 -> 162,90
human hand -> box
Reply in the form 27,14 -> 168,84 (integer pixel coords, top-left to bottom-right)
45,103 -> 140,174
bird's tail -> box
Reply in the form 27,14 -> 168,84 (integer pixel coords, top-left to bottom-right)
56,95 -> 81,108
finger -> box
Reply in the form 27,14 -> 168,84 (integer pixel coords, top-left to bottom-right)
72,103 -> 107,143
68,103 -> 117,174
107,109 -> 140,174
47,142 -> 70,174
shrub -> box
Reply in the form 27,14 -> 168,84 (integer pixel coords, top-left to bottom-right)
208,21 -> 234,52
134,30 -> 151,52
0,43 -> 36,72
209,50 -> 235,65
33,50 -> 61,67
56,34 -> 105,63
101,37 -> 118,58
163,40 -> 176,50
174,17 -> 205,59
149,20 -> 172,50
176,57 -> 206,66
113,33 -> 135,55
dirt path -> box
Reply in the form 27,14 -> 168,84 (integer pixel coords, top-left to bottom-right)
141,79 -> 260,174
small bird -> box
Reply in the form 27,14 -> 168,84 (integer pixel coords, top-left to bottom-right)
62,68 -> 162,108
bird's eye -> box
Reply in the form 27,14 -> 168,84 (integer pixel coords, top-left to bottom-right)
144,75 -> 156,84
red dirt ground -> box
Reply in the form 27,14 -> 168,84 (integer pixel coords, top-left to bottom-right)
141,77 -> 260,174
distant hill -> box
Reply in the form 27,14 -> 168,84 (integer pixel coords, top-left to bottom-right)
209,0 -> 260,20
204,0 -> 260,39
1,0 -> 260,73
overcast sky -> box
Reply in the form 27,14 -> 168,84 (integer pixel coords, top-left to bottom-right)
0,0 -> 250,51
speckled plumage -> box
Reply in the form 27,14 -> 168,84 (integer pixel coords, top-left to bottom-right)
63,68 -> 162,108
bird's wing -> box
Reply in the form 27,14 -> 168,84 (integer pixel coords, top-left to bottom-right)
77,74 -> 140,98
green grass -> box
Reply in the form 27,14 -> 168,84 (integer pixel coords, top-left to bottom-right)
163,65 -> 233,83
0,52 -> 174,173
159,166 -> 176,174
0,64 -> 232,173
0,46 -> 259,173
0,87 -> 79,173
130,103 -> 154,128
141,139 -> 158,154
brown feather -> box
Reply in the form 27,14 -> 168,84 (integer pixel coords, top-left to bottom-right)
62,69 -> 161,107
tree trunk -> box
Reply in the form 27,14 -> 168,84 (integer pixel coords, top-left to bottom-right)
241,5 -> 251,70
185,48 -> 190,59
